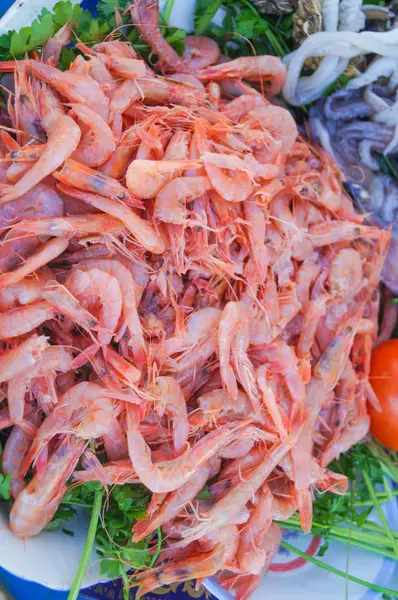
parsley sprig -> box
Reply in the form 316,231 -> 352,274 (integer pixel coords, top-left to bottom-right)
277,442 -> 398,595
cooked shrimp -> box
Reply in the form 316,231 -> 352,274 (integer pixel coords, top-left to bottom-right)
0,237 -> 69,288
0,60 -> 109,121
0,268 -> 52,311
0,116 -> 81,203
245,105 -> 298,155
12,214 -> 124,238
41,23 -> 72,66
7,346 -> 72,424
181,36 -> 220,70
37,83 -> 65,135
22,382 -> 115,473
218,302 -> 240,399
77,259 -> 146,365
243,199 -> 268,284
126,159 -> 202,199
56,184 -> 166,254
257,365 -> 288,438
0,335 -> 48,383
154,175 -> 212,224
69,104 -> 116,168
133,464 -> 210,542
197,56 -> 287,94
130,0 -> 190,74
147,376 -> 188,452
0,300 -> 54,339
66,268 -> 122,345
181,436 -> 297,543
328,248 -> 363,299
237,486 -> 273,574
54,159 -> 137,205
127,404 -> 247,493
135,546 -> 225,599
41,280 -> 98,330
10,434 -> 85,537
2,423 -> 33,498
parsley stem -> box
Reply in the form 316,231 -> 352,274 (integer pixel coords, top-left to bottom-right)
281,516 -> 397,546
362,470 -> 398,559
280,541 -> 398,597
162,0 -> 175,25
278,523 -> 397,559
149,527 -> 162,568
67,487 -> 104,600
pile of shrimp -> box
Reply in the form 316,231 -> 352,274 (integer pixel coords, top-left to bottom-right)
0,1 -> 390,598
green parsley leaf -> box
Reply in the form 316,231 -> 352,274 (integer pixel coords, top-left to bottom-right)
52,1 -> 83,27
194,0 -> 223,35
0,473 -> 12,500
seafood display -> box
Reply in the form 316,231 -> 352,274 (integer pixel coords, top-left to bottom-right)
0,0 -> 394,599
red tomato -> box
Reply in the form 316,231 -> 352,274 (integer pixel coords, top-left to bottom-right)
368,338 -> 398,451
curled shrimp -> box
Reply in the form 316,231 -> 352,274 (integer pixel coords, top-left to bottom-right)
181,36 -> 220,70
0,116 -> 81,203
69,104 -> 116,168
154,175 -> 213,224
127,404 -> 247,493
197,56 -> 287,94
10,434 -> 85,537
0,268 -> 52,311
132,464 -> 210,542
22,382 -> 115,473
66,268 -> 122,346
181,436 -> 298,544
7,346 -> 72,425
126,159 -> 202,199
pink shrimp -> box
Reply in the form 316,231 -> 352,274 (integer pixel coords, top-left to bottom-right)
0,115 -> 81,203
76,259 -> 146,365
126,403 -> 249,493
7,346 -> 72,425
0,268 -> 52,311
0,60 -> 109,121
41,23 -> 72,66
2,419 -> 37,498
56,184 -> 167,254
130,0 -> 190,74
236,486 -> 273,574
126,159 -> 202,199
197,56 -> 287,94
147,376 -> 188,452
154,175 -> 213,224
181,36 -> 220,70
133,464 -> 210,542
0,237 -> 69,289
218,301 -> 240,399
69,104 -> 116,167
22,382 -> 115,473
181,435 -> 298,544
0,335 -> 48,384
10,434 -> 86,537
66,268 -> 122,345
0,300 -> 54,339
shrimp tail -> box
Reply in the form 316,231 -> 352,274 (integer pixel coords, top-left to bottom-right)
135,546 -> 225,599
